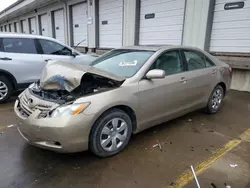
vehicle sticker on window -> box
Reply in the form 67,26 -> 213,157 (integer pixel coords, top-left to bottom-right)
119,60 -> 137,67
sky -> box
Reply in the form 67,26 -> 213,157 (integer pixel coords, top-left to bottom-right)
0,0 -> 18,11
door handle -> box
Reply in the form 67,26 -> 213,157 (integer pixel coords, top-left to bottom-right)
180,77 -> 187,83
212,69 -> 217,75
45,59 -> 51,62
0,57 -> 12,61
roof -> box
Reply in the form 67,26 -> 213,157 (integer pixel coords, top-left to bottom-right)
0,0 -> 24,15
119,45 -> 202,52
0,32 -> 57,40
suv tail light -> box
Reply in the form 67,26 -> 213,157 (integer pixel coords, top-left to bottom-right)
228,67 -> 232,77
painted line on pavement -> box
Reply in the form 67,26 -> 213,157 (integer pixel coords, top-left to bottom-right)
167,128 -> 250,188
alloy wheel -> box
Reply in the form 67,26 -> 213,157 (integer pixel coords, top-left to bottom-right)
211,88 -> 223,110
0,81 -> 8,100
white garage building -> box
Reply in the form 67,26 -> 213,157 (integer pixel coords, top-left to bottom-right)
0,0 -> 249,91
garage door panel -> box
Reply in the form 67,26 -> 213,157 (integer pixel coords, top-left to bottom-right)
210,39 -> 250,47
99,0 -> 118,5
72,3 -> 88,46
140,9 -> 184,18
40,14 -> 49,36
54,9 -> 65,44
99,7 -> 123,16
211,28 -> 250,40
100,35 -> 122,41
11,24 -> 15,32
140,39 -> 181,45
21,20 -> 28,33
99,0 -> 123,48
140,31 -> 183,40
210,0 -> 250,52
30,17 -> 37,34
212,20 -> 250,29
100,19 -> 123,26
139,0 -> 185,45
213,9 -> 250,22
140,17 -> 183,27
140,1 -> 185,14
140,25 -> 183,33
99,1 -> 122,10
210,46 -> 250,53
141,0 -> 180,6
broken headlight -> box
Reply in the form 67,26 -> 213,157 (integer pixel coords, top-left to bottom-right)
51,102 -> 90,118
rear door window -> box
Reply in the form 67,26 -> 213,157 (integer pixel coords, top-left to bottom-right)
183,51 -> 206,70
183,50 -> 215,71
2,38 -> 37,54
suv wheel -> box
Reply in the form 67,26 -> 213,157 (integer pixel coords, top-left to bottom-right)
90,109 -> 132,157
206,85 -> 224,114
0,76 -> 13,103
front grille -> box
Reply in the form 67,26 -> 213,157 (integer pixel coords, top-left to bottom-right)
17,92 -> 52,119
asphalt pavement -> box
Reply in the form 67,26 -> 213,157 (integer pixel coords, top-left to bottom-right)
0,90 -> 249,188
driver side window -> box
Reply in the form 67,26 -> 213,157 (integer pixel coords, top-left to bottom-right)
150,51 -> 184,75
39,39 -> 72,56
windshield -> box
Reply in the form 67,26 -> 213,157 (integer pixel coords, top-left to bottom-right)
91,50 -> 154,78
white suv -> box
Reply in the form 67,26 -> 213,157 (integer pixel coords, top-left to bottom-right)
0,33 -> 98,103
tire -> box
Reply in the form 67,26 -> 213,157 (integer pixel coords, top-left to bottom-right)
89,108 -> 132,157
205,85 -> 224,114
0,76 -> 13,103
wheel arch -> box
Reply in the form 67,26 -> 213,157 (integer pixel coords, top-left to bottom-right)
91,105 -> 137,135
217,82 -> 226,95
0,69 -> 17,89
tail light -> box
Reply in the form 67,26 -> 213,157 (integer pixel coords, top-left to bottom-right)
228,66 -> 232,77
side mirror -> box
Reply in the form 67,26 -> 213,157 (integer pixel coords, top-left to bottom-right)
146,69 -> 166,79
71,51 -> 78,58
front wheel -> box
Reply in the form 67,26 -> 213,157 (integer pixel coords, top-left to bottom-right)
206,85 -> 224,114
89,109 -> 132,157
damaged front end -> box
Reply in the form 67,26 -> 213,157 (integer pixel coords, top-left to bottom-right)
16,61 -> 125,119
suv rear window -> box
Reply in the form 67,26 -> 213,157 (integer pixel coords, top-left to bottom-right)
2,38 -> 37,54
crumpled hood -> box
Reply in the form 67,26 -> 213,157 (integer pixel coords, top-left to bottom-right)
40,60 -> 125,92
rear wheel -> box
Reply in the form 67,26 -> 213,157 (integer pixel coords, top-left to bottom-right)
206,85 -> 224,114
0,76 -> 13,103
89,109 -> 132,157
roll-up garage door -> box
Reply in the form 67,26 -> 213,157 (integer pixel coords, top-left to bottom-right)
99,0 -> 123,48
40,14 -> 49,36
8,24 -> 12,32
29,17 -> 37,34
139,0 -> 186,45
11,24 -> 15,32
21,19 -> 28,33
14,22 -> 18,32
54,9 -> 65,44
210,0 -> 250,53
72,2 -> 88,46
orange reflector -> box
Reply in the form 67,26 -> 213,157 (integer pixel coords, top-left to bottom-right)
72,104 -> 88,115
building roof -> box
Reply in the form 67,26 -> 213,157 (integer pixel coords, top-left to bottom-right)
0,0 -> 24,15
